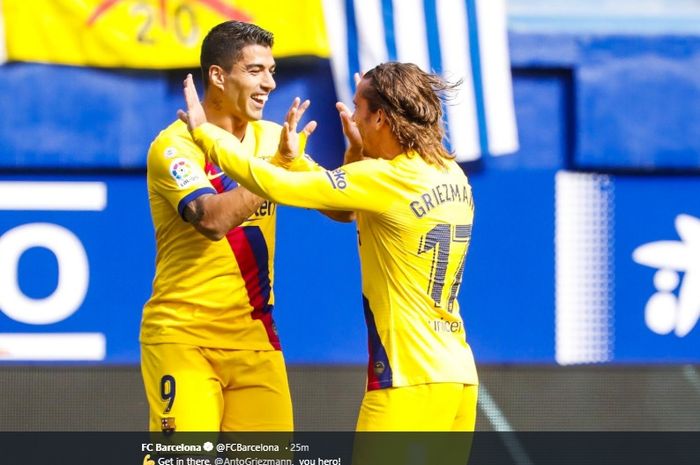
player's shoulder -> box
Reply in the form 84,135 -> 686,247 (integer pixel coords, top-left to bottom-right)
153,119 -> 190,141
252,119 -> 283,133
150,119 -> 193,148
248,120 -> 283,154
147,120 -> 205,182
444,158 -> 471,183
348,156 -> 386,169
148,120 -> 199,161
340,157 -> 393,180
407,153 -> 468,179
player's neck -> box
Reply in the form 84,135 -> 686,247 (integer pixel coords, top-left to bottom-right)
376,136 -> 403,160
202,99 -> 248,141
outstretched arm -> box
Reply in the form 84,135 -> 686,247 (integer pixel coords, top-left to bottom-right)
322,72 -> 366,222
181,189 -> 265,241
178,74 -> 384,213
178,73 -> 317,155
177,74 -> 332,227
324,100 -> 365,222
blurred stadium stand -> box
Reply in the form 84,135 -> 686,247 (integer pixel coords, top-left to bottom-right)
1,365 -> 699,431
1,0 -> 700,431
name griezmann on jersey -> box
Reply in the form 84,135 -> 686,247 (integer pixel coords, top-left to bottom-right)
409,182 -> 474,218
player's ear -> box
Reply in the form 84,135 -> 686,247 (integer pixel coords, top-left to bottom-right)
208,65 -> 225,91
375,108 -> 385,127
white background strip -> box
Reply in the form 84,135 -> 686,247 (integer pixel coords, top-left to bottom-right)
0,182 -> 107,211
0,333 -> 106,361
437,0 -> 480,161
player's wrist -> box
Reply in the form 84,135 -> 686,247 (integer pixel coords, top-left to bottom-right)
270,150 -> 295,168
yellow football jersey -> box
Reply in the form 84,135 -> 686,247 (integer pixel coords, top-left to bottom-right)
193,123 -> 478,389
141,119 -> 302,351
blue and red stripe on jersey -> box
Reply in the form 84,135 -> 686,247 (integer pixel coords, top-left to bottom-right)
177,187 -> 216,219
207,162 -> 280,349
205,162 -> 238,193
363,296 -> 393,390
227,225 -> 281,350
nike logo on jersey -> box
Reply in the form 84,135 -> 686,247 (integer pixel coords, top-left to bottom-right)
206,172 -> 225,180
205,163 -> 238,193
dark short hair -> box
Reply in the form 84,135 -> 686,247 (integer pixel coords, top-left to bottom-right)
362,62 -> 460,167
200,21 -> 274,90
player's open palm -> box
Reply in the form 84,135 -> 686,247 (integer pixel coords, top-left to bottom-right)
177,73 -> 207,131
336,101 -> 362,150
278,97 -> 317,161
336,73 -> 363,157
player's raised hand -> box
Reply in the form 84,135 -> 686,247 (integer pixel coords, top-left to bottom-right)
338,71 -> 363,148
354,72 -> 363,86
278,97 -> 317,160
336,101 -> 365,165
337,72 -> 365,164
177,73 -> 207,131
335,101 -> 362,150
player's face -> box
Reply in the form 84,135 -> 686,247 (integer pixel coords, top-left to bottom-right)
352,78 -> 380,158
222,44 -> 276,123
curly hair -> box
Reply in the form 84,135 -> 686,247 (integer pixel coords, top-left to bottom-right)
200,21 -> 274,90
361,62 -> 460,167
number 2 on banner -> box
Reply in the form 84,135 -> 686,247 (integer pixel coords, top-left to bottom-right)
418,224 -> 471,311
131,1 -> 198,45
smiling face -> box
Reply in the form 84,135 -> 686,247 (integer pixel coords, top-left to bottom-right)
221,44 -> 276,124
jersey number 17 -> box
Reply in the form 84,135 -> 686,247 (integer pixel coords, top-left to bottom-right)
418,223 -> 471,312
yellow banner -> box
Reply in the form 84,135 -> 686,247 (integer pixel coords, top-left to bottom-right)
3,0 -> 330,68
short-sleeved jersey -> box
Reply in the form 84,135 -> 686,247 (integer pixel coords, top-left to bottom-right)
193,123 -> 478,389
141,119 -> 287,351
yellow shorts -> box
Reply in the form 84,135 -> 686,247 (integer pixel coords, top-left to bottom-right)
141,343 -> 293,432
356,383 -> 478,431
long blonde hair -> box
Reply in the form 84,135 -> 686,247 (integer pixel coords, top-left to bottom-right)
361,62 -> 460,167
